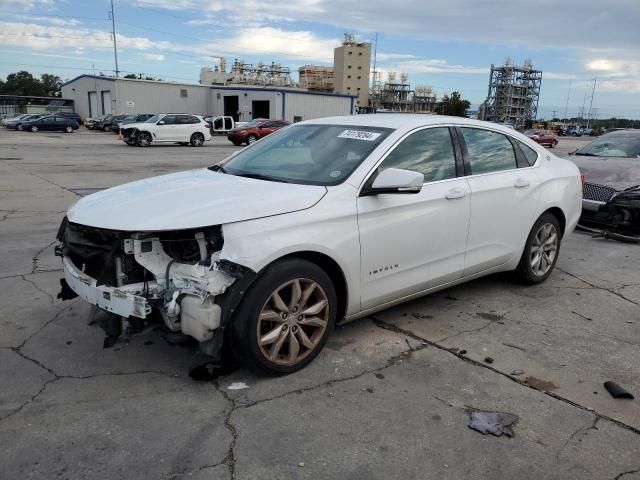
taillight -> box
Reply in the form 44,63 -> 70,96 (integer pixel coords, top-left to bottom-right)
580,173 -> 586,185
204,123 -> 211,128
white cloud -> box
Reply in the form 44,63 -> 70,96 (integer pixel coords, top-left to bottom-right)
142,53 -> 166,61
391,59 -> 487,75
375,53 -> 419,61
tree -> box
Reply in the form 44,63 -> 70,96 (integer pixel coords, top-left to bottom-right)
0,70 -> 45,96
0,71 -> 62,97
436,91 -> 471,117
40,73 -> 62,97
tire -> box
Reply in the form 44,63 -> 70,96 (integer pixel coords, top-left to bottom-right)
136,132 -> 152,147
514,212 -> 562,285
190,132 -> 205,147
104,126 -> 111,132
548,142 -> 554,148
125,138 -> 136,146
65,126 -> 73,133
231,258 -> 337,375
30,125 -> 38,132
232,140 -> 242,146
246,135 -> 258,145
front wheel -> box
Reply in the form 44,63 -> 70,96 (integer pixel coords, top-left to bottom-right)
190,133 -> 204,146
231,259 -> 337,375
65,126 -> 73,133
30,125 -> 38,132
514,213 -> 561,285
246,134 -> 257,145
136,132 -> 152,147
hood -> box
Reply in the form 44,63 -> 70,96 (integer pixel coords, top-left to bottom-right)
120,122 -> 150,130
569,155 -> 640,191
67,169 -> 327,231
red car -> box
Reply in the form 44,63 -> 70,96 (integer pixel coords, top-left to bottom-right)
227,119 -> 290,146
524,129 -> 558,148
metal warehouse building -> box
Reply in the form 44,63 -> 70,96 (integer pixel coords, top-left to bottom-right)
61,75 -> 356,122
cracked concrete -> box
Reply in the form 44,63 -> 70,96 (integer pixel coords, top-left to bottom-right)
1,130 -> 638,479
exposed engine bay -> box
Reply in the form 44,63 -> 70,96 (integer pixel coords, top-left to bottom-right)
55,217 -> 252,364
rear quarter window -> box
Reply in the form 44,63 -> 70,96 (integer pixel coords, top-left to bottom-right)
517,140 -> 539,166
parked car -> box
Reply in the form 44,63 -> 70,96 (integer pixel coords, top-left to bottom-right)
120,113 -> 211,147
524,129 -> 558,147
566,125 -> 582,136
22,115 -> 79,133
106,114 -> 128,133
227,119 -> 290,145
204,115 -> 236,135
84,116 -> 104,130
96,115 -> 114,131
114,114 -> 154,134
2,113 -> 32,127
568,129 -> 640,234
56,116 -> 581,376
57,112 -> 82,125
5,114 -> 44,130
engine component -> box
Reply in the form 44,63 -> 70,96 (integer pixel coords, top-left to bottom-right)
180,295 -> 222,342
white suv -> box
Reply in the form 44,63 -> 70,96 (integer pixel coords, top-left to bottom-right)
121,113 -> 212,147
57,115 -> 581,376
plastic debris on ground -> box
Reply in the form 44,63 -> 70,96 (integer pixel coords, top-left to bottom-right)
468,410 -> 519,437
228,382 -> 250,390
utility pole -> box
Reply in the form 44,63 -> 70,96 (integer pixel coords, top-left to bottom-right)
109,0 -> 120,78
563,80 -> 571,120
552,110 -> 558,120
371,32 -> 378,110
586,78 -> 597,128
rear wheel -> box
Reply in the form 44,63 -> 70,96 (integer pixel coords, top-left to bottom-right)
514,213 -> 561,285
231,259 -> 337,375
30,125 -> 38,132
232,140 -> 242,146
190,132 -> 204,146
65,125 -> 73,133
246,134 -> 257,145
136,132 -> 152,147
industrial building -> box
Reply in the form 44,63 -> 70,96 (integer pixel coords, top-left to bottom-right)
298,65 -> 334,92
369,73 -> 437,113
60,75 -> 356,123
333,33 -> 371,107
479,58 -> 542,126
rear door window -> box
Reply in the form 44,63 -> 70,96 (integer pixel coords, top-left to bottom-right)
378,127 -> 457,183
460,128 -> 517,174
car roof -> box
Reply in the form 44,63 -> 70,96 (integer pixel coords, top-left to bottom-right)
303,114 -> 521,135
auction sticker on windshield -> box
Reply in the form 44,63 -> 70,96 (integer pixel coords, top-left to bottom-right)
338,130 -> 382,141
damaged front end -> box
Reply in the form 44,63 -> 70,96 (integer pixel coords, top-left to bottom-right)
55,217 -> 251,363
581,184 -> 640,238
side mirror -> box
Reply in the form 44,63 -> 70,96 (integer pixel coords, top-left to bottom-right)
361,168 -> 424,196
158,120 -> 166,125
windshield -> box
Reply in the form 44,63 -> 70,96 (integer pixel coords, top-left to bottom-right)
216,124 -> 394,186
576,133 -> 640,158
146,114 -> 162,123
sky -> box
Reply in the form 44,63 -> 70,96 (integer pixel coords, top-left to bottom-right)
1,0 -> 639,119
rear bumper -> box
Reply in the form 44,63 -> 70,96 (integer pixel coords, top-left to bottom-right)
63,256 -> 150,319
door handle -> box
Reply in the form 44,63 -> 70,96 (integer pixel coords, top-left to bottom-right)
445,188 -> 466,200
514,178 -> 530,188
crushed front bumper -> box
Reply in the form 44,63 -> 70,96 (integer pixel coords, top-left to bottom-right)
63,256 -> 150,319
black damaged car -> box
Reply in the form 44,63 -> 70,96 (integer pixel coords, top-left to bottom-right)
569,129 -> 640,236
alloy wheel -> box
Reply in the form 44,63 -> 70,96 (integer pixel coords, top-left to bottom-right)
248,135 -> 257,144
530,223 -> 558,276
257,278 -> 329,366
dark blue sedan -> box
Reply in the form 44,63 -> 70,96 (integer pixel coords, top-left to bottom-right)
22,115 -> 80,133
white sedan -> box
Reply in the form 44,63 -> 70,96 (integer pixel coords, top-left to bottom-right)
56,115 -> 582,375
